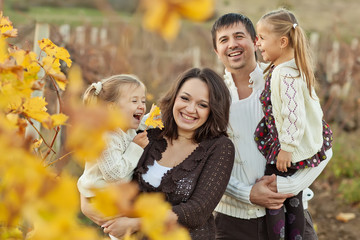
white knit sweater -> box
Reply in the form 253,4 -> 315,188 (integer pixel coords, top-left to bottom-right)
271,59 -> 323,162
214,64 -> 332,219
77,129 -> 144,198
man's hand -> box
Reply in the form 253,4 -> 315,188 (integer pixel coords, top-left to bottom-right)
250,174 -> 294,209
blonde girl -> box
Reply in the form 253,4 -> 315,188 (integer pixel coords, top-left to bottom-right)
77,74 -> 149,240
254,9 -> 333,240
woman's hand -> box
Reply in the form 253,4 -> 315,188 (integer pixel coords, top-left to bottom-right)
133,131 -> 149,149
276,150 -> 292,172
102,217 -> 141,239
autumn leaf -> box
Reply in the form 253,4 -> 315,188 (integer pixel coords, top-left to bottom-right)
31,138 -> 43,151
0,12 -> 18,38
38,38 -> 72,67
133,193 -> 171,236
0,36 -> 8,63
336,212 -> 356,223
133,193 -> 191,240
177,0 -> 214,21
42,113 -> 68,129
66,105 -> 128,163
22,96 -> 50,122
91,182 -> 139,218
140,0 -> 214,41
41,56 -> 67,90
10,48 -> 40,79
145,104 -> 164,129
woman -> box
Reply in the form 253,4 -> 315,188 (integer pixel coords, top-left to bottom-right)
82,67 -> 235,240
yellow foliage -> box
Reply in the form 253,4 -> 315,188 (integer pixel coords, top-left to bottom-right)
22,96 -> 50,122
91,182 -> 139,218
38,38 -> 72,67
133,193 -> 191,240
145,104 -> 164,129
42,113 -> 69,129
0,36 -> 8,62
0,11 -> 18,38
0,11 -> 191,240
140,0 -> 214,41
10,48 -> 40,79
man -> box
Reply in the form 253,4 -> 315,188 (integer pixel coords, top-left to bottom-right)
212,13 -> 331,240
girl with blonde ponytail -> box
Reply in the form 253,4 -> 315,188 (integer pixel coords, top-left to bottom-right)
254,9 -> 333,240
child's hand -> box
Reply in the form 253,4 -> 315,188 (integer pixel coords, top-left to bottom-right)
133,131 -> 149,149
276,150 -> 292,172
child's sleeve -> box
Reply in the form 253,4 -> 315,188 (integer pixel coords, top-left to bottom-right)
98,133 -> 144,182
276,69 -> 306,152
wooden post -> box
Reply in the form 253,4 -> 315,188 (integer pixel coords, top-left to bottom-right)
25,23 -> 50,140
75,26 -> 86,55
309,32 -> 320,71
192,46 -> 200,68
326,41 -> 339,83
59,24 -> 71,46
90,27 -> 99,46
100,27 -> 108,47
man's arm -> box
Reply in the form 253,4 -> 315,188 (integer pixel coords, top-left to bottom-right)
225,174 -> 293,209
276,149 -> 332,195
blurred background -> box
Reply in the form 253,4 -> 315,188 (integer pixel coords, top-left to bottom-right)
3,0 -> 360,239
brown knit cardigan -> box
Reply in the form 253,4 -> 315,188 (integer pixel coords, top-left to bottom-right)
134,128 -> 235,240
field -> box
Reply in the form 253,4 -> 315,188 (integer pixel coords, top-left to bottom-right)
3,0 -> 360,239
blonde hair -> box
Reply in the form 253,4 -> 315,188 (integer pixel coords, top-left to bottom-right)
260,9 -> 315,95
83,74 -> 145,105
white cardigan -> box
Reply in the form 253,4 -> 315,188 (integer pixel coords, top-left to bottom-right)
77,129 -> 144,198
270,59 -> 323,163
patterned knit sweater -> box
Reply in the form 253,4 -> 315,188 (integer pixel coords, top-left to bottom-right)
270,59 -> 323,162
134,128 -> 235,240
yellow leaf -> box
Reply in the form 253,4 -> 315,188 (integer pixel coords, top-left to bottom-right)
51,113 -> 68,126
42,56 -> 67,90
31,138 -> 43,150
42,113 -> 68,129
38,38 -> 72,67
133,193 -> 170,237
91,182 -> 138,218
10,48 -> 40,78
160,11 -> 180,41
0,12 -> 18,38
23,96 -> 50,122
67,64 -> 84,97
38,38 -> 57,57
177,0 -> 214,21
145,104 -> 164,129
141,0 -> 214,41
0,36 -> 8,63
56,46 -> 72,67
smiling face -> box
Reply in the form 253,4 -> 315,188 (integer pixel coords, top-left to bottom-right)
173,78 -> 210,138
256,20 -> 282,65
116,84 -> 146,131
214,22 -> 257,73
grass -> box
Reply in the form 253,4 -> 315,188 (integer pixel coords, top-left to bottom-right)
321,124 -> 360,205
3,4 -> 132,27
